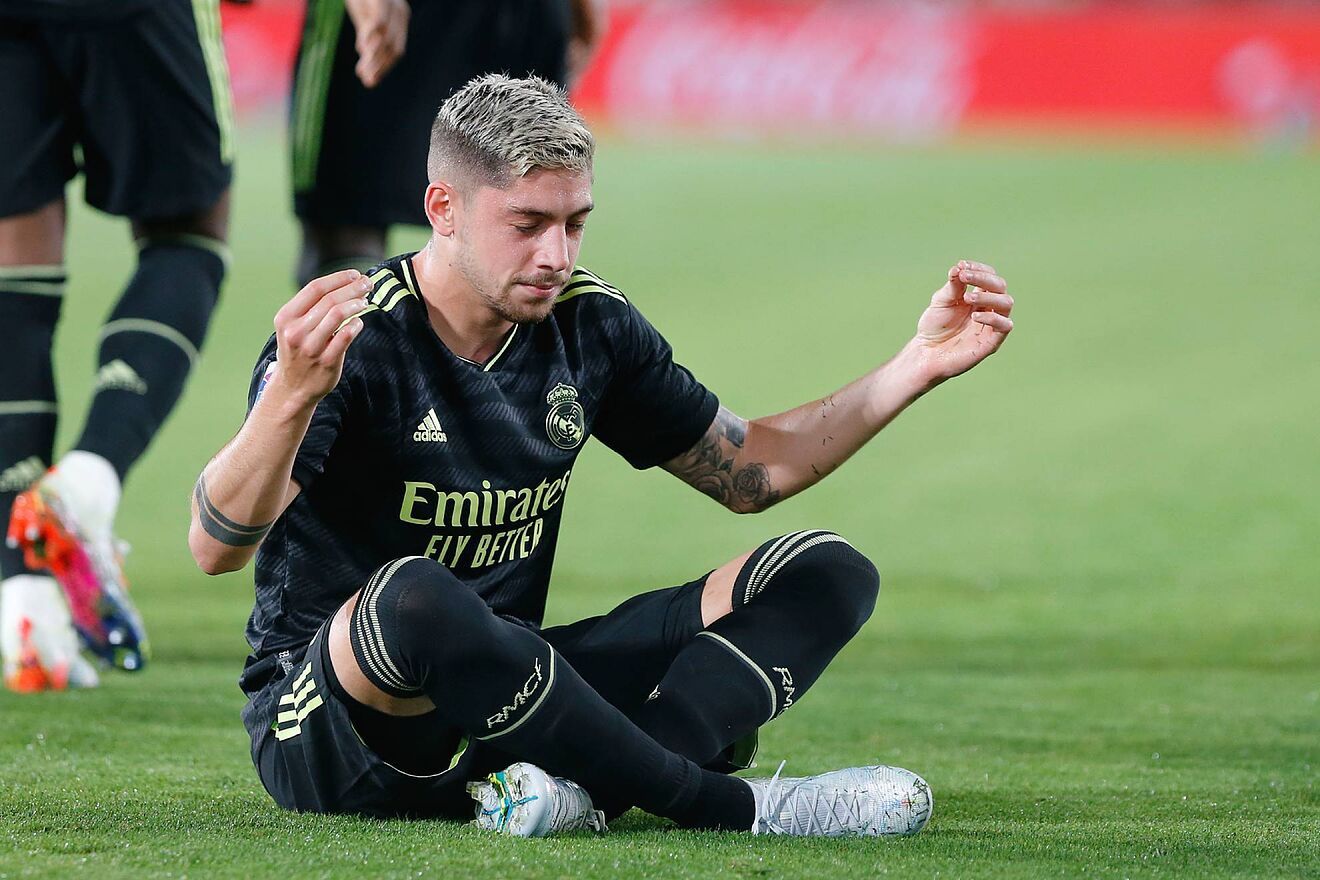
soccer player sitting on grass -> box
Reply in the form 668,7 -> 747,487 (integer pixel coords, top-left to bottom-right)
189,75 -> 1014,837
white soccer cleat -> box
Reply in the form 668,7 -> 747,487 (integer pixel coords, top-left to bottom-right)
6,459 -> 148,672
1,574 -> 100,692
468,762 -> 607,837
746,761 -> 933,837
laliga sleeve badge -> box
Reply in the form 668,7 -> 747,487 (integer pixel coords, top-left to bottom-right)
255,361 -> 278,402
545,384 -> 585,450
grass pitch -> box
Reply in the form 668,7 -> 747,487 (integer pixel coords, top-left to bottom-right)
1,128 -> 1317,879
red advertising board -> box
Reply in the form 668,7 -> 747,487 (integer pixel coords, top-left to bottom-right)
222,1 -> 1320,138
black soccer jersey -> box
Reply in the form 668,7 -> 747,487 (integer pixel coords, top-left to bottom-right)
239,255 -> 718,696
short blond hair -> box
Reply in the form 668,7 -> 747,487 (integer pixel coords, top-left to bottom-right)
427,74 -> 595,190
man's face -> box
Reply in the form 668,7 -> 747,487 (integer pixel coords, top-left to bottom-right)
451,167 -> 594,325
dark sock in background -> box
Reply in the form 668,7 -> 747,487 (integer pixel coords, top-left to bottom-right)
74,237 -> 225,481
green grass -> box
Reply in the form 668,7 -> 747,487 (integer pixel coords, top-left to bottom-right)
1,128 -> 1317,878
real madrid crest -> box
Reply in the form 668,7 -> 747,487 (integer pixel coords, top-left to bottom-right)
544,383 -> 585,450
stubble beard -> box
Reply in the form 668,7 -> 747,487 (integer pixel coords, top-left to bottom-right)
454,240 -> 555,326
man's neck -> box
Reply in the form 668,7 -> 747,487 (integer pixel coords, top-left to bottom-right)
410,242 -> 513,364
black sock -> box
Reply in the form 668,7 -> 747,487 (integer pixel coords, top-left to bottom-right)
74,236 -> 225,481
0,270 -> 64,578
634,530 -> 880,766
350,557 -> 755,829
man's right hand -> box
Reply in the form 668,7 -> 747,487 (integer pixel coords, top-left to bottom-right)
346,0 -> 410,88
270,269 -> 371,409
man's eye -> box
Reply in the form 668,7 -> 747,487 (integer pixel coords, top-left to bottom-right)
513,225 -> 538,233
567,222 -> 586,233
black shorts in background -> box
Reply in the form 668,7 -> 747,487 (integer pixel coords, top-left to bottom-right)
291,0 -> 571,229
0,0 -> 235,220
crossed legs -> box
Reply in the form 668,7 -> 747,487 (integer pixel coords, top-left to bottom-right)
324,530 -> 879,825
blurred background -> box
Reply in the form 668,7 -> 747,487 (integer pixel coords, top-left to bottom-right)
222,0 -> 1320,145
7,1 -> 1315,875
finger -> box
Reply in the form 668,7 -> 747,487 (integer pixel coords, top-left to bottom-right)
955,259 -> 997,275
277,269 -> 363,325
972,311 -> 1014,334
358,25 -> 386,58
304,295 -> 371,355
355,27 -> 389,85
958,268 -> 1007,295
321,315 -> 364,363
375,47 -> 403,80
388,3 -> 409,44
356,51 -> 383,88
389,7 -> 409,53
357,47 -> 396,88
934,265 -> 967,304
291,280 -> 371,347
356,58 -> 379,88
965,290 -> 1014,314
355,20 -> 383,53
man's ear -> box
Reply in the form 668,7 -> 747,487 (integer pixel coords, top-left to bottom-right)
424,179 -> 459,237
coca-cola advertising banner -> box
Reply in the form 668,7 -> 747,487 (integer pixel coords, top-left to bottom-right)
223,1 -> 1320,138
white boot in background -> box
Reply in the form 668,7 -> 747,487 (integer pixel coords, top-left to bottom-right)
45,451 -> 122,540
1,574 -> 100,691
7,451 -> 149,671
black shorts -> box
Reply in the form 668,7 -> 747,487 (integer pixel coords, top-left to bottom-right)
242,576 -> 753,819
291,0 -> 571,228
0,0 -> 235,220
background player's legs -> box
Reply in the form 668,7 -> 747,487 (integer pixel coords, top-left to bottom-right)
0,201 -> 65,581
8,197 -> 229,679
328,557 -> 755,829
69,194 -> 230,492
295,221 -> 386,288
289,0 -> 570,287
632,530 -> 880,768
0,200 -> 95,690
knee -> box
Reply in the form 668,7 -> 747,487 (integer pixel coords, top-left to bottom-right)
751,529 -> 879,634
365,556 -> 495,653
134,190 -> 230,243
0,200 -> 66,264
351,556 -> 485,694
369,556 -> 472,623
811,531 -> 879,633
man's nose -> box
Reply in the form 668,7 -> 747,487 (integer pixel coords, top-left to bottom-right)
537,226 -> 571,273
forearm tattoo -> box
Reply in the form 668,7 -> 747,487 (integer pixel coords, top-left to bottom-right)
665,406 -> 781,513
193,475 -> 274,547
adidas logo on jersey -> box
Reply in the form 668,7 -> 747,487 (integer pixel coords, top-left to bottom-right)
94,359 -> 148,394
414,408 -> 448,443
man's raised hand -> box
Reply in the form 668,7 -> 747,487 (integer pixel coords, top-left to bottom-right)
346,0 -> 410,88
270,269 -> 372,408
910,260 -> 1014,385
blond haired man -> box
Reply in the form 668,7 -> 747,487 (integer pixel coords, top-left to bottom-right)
191,76 -> 1013,836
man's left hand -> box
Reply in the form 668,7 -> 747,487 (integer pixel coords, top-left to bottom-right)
909,260 -> 1014,387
